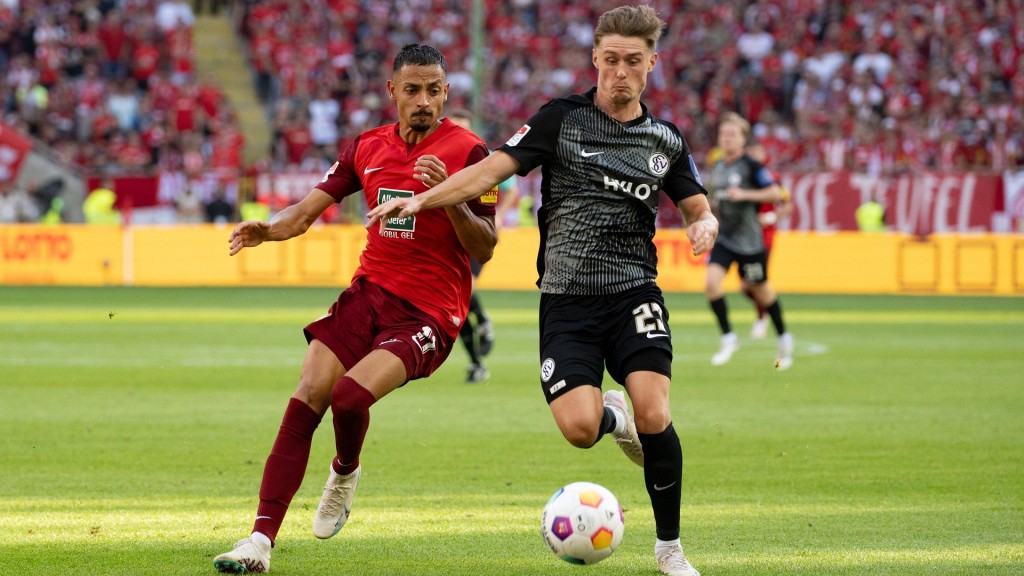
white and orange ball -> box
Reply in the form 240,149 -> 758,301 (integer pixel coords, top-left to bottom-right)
541,481 -> 624,565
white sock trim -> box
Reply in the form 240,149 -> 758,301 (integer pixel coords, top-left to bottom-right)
250,531 -> 272,549
611,406 -> 627,436
655,538 -> 681,554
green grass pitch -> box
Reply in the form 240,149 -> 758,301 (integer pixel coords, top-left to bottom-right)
1,286 -> 1022,575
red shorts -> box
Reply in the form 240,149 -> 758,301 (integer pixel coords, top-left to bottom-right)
304,277 -> 455,382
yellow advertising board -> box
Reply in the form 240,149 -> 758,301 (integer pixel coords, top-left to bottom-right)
1,224 -> 1022,295
0,224 -> 123,285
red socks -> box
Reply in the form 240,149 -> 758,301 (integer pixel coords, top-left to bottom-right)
253,398 -> 322,545
330,376 -> 377,476
250,377 -> 376,545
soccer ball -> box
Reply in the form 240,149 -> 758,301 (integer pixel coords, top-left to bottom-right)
541,481 -> 624,565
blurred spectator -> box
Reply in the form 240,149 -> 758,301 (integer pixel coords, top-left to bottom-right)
308,85 -> 340,150
82,180 -> 121,225
0,180 -> 39,222
155,0 -> 195,34
107,79 -> 140,132
205,186 -> 235,223
97,10 -> 128,80
737,16 -> 774,76
175,179 -> 204,223
852,35 -> 894,83
40,196 -> 64,224
856,192 -> 887,232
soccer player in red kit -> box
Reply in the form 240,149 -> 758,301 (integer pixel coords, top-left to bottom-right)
213,44 -> 497,574
742,142 -> 792,340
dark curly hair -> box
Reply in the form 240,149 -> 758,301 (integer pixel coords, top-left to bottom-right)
392,43 -> 447,74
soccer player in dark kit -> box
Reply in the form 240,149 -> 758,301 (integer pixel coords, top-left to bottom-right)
213,44 -> 496,573
704,112 -> 793,370
369,7 -> 715,575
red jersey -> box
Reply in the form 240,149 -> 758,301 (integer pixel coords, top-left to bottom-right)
316,119 -> 495,338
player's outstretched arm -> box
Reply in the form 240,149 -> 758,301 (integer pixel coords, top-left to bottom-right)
678,194 -> 718,256
410,153 -> 499,263
726,183 -> 781,203
228,189 -> 334,256
367,151 -> 520,227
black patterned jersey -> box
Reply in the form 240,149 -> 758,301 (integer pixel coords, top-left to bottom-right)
497,87 -> 706,295
707,154 -> 776,255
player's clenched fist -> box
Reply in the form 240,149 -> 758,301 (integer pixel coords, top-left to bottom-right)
687,218 -> 718,256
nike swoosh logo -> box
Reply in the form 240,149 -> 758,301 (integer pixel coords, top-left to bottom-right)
255,515 -> 273,520
646,332 -> 670,339
580,150 -> 603,157
653,482 -> 676,491
363,167 -> 384,174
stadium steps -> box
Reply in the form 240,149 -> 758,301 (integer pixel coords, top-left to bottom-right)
193,13 -> 269,166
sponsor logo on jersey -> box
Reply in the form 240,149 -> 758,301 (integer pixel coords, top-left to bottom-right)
603,174 -> 659,201
649,152 -> 669,176
377,188 -> 416,236
540,358 -> 555,382
480,186 -> 499,205
505,124 -> 531,147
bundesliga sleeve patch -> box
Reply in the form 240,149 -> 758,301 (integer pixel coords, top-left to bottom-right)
505,125 -> 531,147
480,187 -> 498,205
688,154 -> 704,187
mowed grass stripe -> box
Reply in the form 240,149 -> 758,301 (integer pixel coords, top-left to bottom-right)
0,307 -> 1019,325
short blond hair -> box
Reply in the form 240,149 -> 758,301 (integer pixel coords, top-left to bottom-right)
593,5 -> 665,52
720,112 -> 751,141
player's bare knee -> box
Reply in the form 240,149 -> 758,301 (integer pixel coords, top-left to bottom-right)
561,422 -> 600,448
634,408 -> 671,435
292,375 -> 332,415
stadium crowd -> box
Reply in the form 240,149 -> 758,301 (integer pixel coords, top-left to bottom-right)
0,0 -> 244,222
0,0 -> 1021,223
238,0 -> 1023,176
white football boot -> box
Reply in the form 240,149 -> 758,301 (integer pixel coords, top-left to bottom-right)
656,543 -> 701,576
213,537 -> 270,573
602,390 -> 644,467
776,332 -> 794,370
751,318 -> 768,339
312,465 -> 361,539
711,332 -> 739,366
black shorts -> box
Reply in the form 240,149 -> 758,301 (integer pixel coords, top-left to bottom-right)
470,257 -> 483,278
539,283 -> 673,403
708,243 -> 769,284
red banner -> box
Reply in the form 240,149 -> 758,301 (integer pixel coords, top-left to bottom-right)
778,171 -> 1001,234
